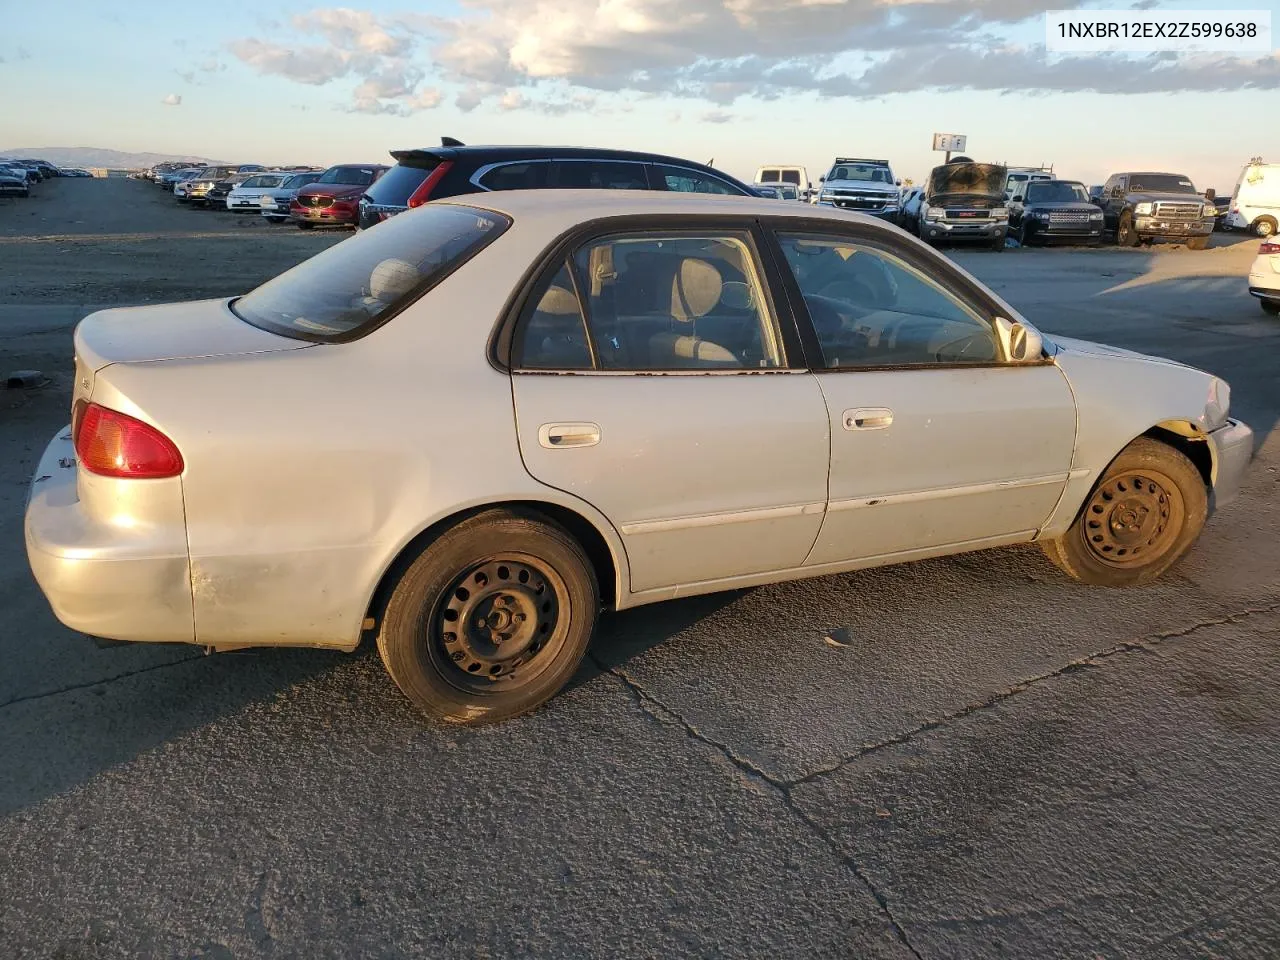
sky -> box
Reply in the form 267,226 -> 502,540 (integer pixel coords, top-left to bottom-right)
2,0 -> 1278,191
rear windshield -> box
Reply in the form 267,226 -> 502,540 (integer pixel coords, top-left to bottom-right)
317,166 -> 380,186
780,170 -> 801,185
365,162 -> 437,205
232,204 -> 509,341
1129,174 -> 1197,194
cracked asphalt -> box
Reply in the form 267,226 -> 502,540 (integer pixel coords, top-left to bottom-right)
2,179 -> 1278,959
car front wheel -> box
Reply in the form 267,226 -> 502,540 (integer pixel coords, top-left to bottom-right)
1039,437 -> 1207,586
1262,299 -> 1280,316
1116,211 -> 1139,247
377,509 -> 599,724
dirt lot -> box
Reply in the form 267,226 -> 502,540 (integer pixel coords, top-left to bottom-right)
2,178 -> 1278,959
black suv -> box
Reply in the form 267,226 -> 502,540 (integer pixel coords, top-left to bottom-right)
1009,179 -> 1104,246
357,141 -> 755,230
1097,171 -> 1216,249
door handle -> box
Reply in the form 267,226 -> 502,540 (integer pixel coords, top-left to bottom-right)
843,408 -> 894,431
538,422 -> 601,449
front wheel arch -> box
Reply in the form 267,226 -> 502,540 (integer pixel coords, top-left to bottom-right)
361,500 -> 623,647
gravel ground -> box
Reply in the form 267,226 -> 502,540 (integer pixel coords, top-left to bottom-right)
1,178 -> 1277,959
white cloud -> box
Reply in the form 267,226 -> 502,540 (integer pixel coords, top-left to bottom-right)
226,1 -> 1280,114
161,93 -> 182,106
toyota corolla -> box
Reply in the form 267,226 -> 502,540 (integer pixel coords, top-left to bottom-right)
25,191 -> 1254,724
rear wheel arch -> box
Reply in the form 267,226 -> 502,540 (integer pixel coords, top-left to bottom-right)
360,499 -> 623,645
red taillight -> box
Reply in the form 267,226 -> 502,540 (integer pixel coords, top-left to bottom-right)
1260,241 -> 1280,255
406,161 -> 453,208
74,403 -> 184,479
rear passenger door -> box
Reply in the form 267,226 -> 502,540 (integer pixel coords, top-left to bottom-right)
507,222 -> 830,595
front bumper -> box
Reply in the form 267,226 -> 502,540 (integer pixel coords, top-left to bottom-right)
291,205 -> 356,224
24,428 -> 194,644
816,198 -> 899,220
1208,418 -> 1254,512
922,219 -> 1008,240
1134,216 -> 1213,238
1024,219 -> 1103,241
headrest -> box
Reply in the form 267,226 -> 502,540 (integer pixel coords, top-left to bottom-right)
369,258 -> 422,303
671,258 -> 723,322
536,284 -> 581,316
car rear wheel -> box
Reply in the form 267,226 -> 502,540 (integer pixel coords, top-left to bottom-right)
377,509 -> 599,724
1262,299 -> 1280,316
1116,211 -> 1139,247
1185,235 -> 1210,250
1255,216 -> 1278,238
1039,437 -> 1207,587
297,222 -> 313,230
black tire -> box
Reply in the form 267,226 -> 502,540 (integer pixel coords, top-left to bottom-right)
1116,211 -> 1140,247
990,235 -> 1005,252
377,509 -> 599,724
1262,299 -> 1280,316
297,221 -> 313,230
1017,221 -> 1032,247
1185,235 -> 1210,250
1039,437 -> 1207,587
1254,216 -> 1278,238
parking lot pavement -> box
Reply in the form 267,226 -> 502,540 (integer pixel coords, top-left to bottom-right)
1,179 -> 1277,958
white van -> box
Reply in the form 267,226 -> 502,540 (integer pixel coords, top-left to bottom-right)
1004,167 -> 1054,200
755,165 -> 811,199
1226,162 -> 1280,237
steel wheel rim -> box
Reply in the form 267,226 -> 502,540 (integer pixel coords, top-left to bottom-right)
1079,469 -> 1183,567
429,555 -> 569,694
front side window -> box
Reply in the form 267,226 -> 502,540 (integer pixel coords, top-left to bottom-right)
513,231 -> 783,371
777,234 -> 999,368
550,161 -> 648,190
233,205 -> 508,341
652,165 -> 741,195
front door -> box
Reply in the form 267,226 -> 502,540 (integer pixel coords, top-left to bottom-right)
768,227 -> 1077,567
509,225 -> 829,593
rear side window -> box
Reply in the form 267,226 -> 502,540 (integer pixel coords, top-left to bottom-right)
550,161 -> 648,190
760,170 -> 780,182
480,162 -> 551,191
233,204 -> 508,342
365,163 -> 433,205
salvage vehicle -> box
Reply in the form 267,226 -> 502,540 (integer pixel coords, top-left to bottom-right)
258,170 -> 324,222
1248,239 -> 1280,315
1225,162 -> 1280,237
0,164 -> 31,197
1097,172 -> 1216,249
1008,179 -> 1104,246
292,163 -> 388,229
917,160 -> 1010,250
814,157 -> 901,221
356,141 -> 754,230
25,191 -> 1253,724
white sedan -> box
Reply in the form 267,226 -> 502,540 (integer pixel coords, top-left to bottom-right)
224,174 -> 286,211
1248,238 -> 1280,315
25,191 -> 1254,724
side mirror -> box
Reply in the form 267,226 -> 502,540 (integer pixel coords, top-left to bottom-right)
895,178 -> 902,186
1012,195 -> 1025,203
995,316 -> 1044,363
819,175 -> 826,182
1204,188 -> 1216,201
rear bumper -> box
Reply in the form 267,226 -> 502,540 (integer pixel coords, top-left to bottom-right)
24,428 -> 194,644
1208,418 -> 1254,513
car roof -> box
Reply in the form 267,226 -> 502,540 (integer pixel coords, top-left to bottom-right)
390,144 -> 732,170
439,188 -> 882,226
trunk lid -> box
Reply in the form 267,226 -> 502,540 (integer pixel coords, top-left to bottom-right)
74,298 -> 312,374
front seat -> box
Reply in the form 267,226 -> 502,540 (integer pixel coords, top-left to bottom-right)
649,258 -> 741,368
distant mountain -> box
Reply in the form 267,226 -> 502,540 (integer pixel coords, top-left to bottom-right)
0,147 -> 227,169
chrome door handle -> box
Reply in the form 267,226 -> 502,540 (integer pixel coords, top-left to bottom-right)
538,422 -> 601,449
843,408 -> 894,431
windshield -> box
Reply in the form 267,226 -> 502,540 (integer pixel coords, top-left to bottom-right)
1027,181 -> 1090,203
317,166 -> 379,186
828,164 -> 894,184
241,175 -> 283,189
233,204 -> 509,341
1129,174 -> 1198,194
927,162 -> 1006,199
281,174 -> 312,189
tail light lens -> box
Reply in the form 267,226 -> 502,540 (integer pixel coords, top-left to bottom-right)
75,403 -> 184,479
407,161 -> 454,208
1260,241 -> 1280,255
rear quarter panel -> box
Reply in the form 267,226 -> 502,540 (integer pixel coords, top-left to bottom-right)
99,216 -> 630,649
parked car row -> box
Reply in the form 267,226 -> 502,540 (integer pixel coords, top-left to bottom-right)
0,157 -> 89,198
